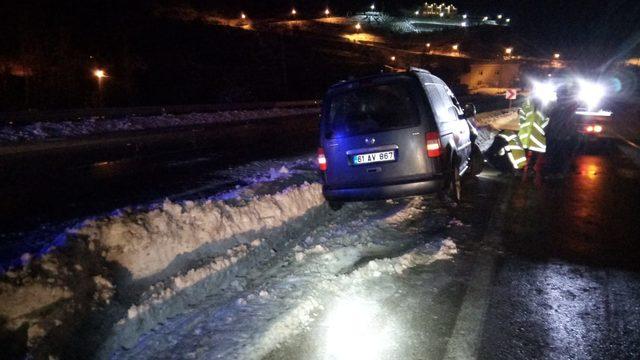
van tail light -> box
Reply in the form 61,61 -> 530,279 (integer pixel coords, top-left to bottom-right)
426,132 -> 442,158
317,147 -> 327,171
585,125 -> 594,133
593,124 -> 603,133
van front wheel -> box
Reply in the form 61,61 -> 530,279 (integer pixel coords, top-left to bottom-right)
469,144 -> 484,176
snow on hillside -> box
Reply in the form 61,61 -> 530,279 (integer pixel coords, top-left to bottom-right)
0,107 -> 319,144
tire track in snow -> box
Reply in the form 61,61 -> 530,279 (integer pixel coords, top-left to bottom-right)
110,195 -> 455,359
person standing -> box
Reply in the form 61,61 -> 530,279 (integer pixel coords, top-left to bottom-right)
518,99 -> 549,171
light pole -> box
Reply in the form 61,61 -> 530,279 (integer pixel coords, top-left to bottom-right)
93,69 -> 107,107
505,47 -> 513,57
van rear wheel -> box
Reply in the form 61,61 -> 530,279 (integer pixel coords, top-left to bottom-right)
447,164 -> 462,203
328,201 -> 343,211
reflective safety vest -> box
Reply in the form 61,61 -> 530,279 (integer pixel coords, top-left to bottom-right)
498,132 -> 527,169
518,100 -> 549,153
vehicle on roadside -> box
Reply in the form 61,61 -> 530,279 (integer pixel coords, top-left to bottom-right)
574,108 -> 614,145
317,68 -> 483,210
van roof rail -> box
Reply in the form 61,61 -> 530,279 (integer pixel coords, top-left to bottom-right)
409,67 -> 430,74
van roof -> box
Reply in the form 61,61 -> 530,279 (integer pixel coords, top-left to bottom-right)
328,68 -> 447,92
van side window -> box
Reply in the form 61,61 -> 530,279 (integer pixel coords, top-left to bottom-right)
444,87 -> 463,116
425,84 -> 450,123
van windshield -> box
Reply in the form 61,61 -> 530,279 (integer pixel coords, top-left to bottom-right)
325,77 -> 424,139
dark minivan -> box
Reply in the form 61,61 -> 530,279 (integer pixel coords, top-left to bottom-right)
317,68 -> 481,209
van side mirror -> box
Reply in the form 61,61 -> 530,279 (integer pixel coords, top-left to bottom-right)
463,103 -> 476,118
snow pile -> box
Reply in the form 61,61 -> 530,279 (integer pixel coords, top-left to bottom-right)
74,182 -> 324,280
126,240 -> 261,321
0,176 -> 325,357
0,282 -> 72,330
0,107 -> 319,144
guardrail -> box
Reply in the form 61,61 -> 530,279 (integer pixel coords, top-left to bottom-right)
0,100 -> 321,126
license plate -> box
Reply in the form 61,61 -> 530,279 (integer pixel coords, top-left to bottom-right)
352,150 -> 396,165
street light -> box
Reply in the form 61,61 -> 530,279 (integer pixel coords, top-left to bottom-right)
452,44 -> 459,51
505,47 -> 513,55
415,10 -> 420,16
426,43 -> 431,48
554,53 -> 561,59
506,18 -> 511,23
325,8 -> 330,16
482,16 -> 489,21
355,22 -> 362,31
462,14 -> 467,19
439,12 -> 444,17
94,69 -> 106,79
370,3 -> 375,10
93,69 -> 107,107
291,8 -> 297,16
390,55 -> 396,62
241,12 -> 246,19
497,14 -> 503,19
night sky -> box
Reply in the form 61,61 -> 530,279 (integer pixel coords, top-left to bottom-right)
1,0 -> 639,109
2,0 -> 639,57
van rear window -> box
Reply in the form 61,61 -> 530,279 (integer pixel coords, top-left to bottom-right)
325,77 -> 423,139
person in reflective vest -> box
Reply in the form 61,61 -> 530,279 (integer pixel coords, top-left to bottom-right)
518,99 -> 549,170
497,131 -> 527,169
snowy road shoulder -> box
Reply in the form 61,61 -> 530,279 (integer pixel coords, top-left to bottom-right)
0,156 -> 325,358
0,107 -> 320,144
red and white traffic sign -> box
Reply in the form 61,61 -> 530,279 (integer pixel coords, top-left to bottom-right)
505,89 -> 517,100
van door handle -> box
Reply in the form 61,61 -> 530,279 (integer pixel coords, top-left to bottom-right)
366,167 -> 382,173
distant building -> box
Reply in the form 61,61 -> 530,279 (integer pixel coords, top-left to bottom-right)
460,62 -> 521,92
0,59 -> 33,77
420,3 -> 458,17
625,58 -> 640,67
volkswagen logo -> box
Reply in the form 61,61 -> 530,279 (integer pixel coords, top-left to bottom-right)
365,137 -> 376,145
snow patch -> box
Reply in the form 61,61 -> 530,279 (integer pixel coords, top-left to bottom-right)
0,108 -> 319,144
352,238 -> 458,278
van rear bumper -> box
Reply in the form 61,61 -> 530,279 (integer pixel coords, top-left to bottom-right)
323,176 -> 444,201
